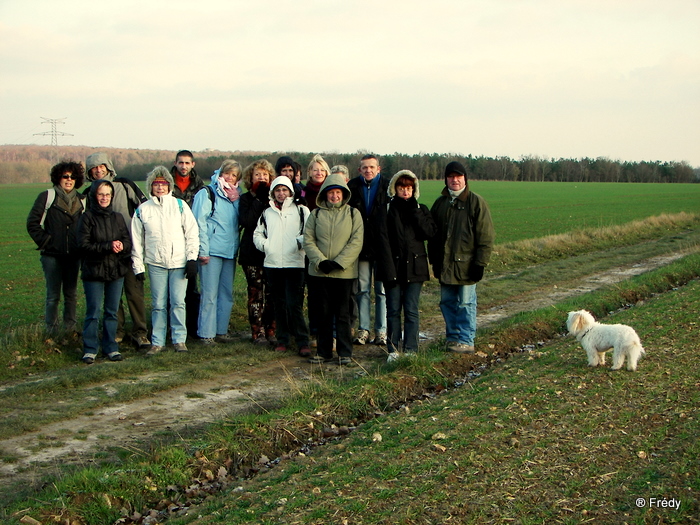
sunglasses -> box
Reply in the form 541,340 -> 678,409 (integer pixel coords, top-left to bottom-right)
61,174 -> 75,180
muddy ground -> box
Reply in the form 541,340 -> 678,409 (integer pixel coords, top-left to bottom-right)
0,251 -> 689,490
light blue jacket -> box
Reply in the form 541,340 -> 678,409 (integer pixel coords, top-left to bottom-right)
192,170 -> 240,260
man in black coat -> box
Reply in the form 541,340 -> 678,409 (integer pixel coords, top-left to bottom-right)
346,154 -> 396,345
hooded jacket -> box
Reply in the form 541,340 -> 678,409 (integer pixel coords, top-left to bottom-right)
77,181 -> 132,282
191,170 -> 240,260
386,170 -> 438,284
303,173 -> 364,279
253,177 -> 310,269
427,181 -> 495,285
85,153 -> 146,228
131,167 -> 199,274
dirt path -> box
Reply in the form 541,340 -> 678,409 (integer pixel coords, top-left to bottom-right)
0,250 -> 693,488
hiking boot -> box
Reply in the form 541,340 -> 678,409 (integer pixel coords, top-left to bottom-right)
173,342 -> 188,352
353,329 -> 369,345
338,356 -> 354,366
146,345 -> 163,356
387,351 -> 401,363
82,353 -> 96,365
253,336 -> 268,346
275,343 -> 287,353
448,342 -> 475,354
133,334 -> 151,349
200,338 -> 217,346
298,345 -> 312,357
267,334 -> 278,346
214,333 -> 234,343
107,351 -> 123,362
372,332 -> 387,346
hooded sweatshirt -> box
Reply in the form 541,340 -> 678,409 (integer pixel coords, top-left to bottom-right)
130,167 -> 199,274
85,152 -> 146,228
253,177 -> 310,268
303,173 -> 363,279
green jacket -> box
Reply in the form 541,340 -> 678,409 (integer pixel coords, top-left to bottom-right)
303,174 -> 364,279
428,185 -> 495,285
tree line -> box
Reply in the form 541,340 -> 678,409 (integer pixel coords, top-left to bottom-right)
1,145 -> 697,184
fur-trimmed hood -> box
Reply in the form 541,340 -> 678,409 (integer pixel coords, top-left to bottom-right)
145,166 -> 174,196
388,170 -> 421,199
85,153 -> 117,182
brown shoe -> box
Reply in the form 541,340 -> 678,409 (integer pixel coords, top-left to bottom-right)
173,342 -> 188,352
448,342 -> 475,354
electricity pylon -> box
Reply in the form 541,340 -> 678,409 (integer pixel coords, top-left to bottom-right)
34,117 -> 73,146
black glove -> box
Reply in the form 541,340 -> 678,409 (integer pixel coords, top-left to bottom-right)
328,260 -> 344,271
468,263 -> 484,282
318,260 -> 335,274
255,182 -> 270,203
135,272 -> 145,282
185,260 -> 198,279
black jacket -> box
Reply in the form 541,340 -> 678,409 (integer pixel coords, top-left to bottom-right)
387,197 -> 437,284
238,189 -> 268,267
27,188 -> 84,257
346,175 -> 396,282
77,181 -> 133,282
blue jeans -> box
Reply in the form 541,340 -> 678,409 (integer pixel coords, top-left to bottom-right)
356,260 -> 386,333
41,254 -> 79,334
83,278 -> 124,356
148,264 -> 188,346
198,256 -> 235,339
439,284 -> 477,345
386,281 -> 423,353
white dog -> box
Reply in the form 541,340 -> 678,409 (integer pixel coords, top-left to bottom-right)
566,310 -> 645,371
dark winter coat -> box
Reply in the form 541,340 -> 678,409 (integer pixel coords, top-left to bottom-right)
170,167 -> 205,208
428,185 -> 495,286
77,181 -> 133,282
346,175 -> 396,282
386,191 -> 437,284
27,187 -> 85,257
238,188 -> 268,267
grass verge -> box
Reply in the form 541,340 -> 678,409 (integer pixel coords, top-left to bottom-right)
4,251 -> 700,524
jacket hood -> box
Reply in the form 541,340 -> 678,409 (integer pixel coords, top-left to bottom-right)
87,180 -> 115,214
388,170 -> 421,199
85,153 -> 117,182
317,173 -> 351,208
270,176 -> 295,196
146,166 -> 174,196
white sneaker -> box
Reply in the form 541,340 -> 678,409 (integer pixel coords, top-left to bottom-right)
387,352 -> 401,363
372,332 -> 387,346
353,329 -> 369,345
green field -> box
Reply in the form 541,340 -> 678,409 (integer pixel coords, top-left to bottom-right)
2,181 -> 700,332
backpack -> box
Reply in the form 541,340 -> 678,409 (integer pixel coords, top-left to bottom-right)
40,188 -> 86,227
259,204 -> 306,239
114,176 -> 148,216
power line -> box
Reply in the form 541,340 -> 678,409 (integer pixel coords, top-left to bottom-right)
34,117 -> 73,146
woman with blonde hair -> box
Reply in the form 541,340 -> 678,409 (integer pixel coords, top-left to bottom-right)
192,159 -> 242,345
238,159 -> 277,345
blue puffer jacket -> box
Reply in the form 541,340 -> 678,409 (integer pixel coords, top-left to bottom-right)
192,170 -> 240,260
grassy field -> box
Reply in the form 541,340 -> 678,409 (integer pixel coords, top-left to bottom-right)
2,181 -> 700,332
2,181 -> 700,524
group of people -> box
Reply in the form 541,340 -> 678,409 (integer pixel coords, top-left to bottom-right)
27,151 -> 495,365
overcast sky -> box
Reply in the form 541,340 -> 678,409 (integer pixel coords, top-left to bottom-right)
1,0 -> 698,166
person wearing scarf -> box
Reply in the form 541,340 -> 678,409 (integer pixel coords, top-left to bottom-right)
26,161 -> 86,336
191,160 -> 242,345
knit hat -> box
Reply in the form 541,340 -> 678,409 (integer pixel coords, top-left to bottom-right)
275,156 -> 295,175
444,161 -> 467,180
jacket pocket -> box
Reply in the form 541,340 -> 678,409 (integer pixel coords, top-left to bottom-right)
452,253 -> 472,282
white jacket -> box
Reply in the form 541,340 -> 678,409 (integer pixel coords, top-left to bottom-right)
253,179 -> 309,269
131,193 -> 199,274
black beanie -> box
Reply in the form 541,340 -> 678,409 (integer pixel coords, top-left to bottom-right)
444,161 -> 467,180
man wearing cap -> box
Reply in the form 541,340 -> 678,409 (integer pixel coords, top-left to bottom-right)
428,161 -> 495,354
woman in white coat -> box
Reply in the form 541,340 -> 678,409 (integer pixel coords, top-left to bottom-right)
253,177 -> 311,356
131,166 -> 199,355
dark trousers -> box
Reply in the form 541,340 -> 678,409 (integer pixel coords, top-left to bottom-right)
312,276 -> 354,359
243,265 -> 276,340
266,268 -> 309,347
116,267 -> 148,339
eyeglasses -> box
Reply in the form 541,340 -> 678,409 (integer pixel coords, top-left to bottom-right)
61,174 -> 75,180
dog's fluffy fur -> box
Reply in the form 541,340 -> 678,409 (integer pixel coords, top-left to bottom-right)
566,310 -> 645,371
